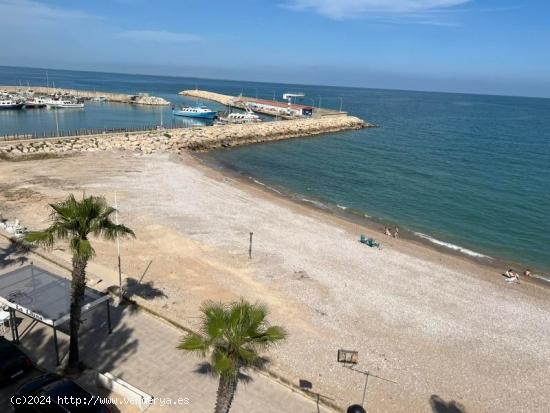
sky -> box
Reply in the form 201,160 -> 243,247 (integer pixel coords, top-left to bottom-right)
1,0 -> 549,97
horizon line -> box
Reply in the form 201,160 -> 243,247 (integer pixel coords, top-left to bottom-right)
1,64 -> 548,101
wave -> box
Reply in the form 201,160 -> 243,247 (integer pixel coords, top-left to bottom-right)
337,204 -> 348,210
414,232 -> 493,259
531,273 -> 550,283
300,197 -> 329,210
250,177 -> 282,194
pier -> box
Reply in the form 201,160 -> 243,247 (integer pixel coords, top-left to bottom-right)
0,86 -> 169,106
180,89 -> 348,119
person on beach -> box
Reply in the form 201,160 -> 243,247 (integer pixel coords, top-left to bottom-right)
505,269 -> 519,283
384,226 -> 392,236
394,226 -> 399,238
524,269 -> 532,278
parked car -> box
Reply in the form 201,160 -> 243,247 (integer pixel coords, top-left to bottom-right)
0,337 -> 33,385
11,374 -> 111,412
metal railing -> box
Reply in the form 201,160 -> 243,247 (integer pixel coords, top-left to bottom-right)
0,123 -> 190,142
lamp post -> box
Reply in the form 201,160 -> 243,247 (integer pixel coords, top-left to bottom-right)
114,192 -> 123,304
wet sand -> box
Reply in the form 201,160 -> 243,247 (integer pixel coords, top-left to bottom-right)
1,151 -> 549,412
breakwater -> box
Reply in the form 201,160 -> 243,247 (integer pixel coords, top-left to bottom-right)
0,86 -> 169,106
0,114 -> 367,156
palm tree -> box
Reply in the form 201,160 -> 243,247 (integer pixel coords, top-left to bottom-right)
25,194 -> 134,372
179,299 -> 287,413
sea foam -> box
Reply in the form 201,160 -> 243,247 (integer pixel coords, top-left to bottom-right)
414,232 -> 492,259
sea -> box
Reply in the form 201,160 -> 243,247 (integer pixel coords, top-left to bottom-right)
1,66 -> 549,274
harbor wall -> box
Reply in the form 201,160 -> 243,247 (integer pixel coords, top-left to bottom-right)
0,115 -> 368,157
0,86 -> 169,106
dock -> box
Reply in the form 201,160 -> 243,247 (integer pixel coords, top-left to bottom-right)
0,86 -> 169,106
180,89 -> 348,119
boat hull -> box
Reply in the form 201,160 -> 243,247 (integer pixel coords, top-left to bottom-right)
172,110 -> 217,119
47,103 -> 85,109
0,104 -> 24,110
24,103 -> 47,109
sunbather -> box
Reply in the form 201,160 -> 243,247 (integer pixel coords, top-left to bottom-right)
504,269 -> 519,282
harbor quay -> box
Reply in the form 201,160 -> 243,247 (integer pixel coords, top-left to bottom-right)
0,85 -> 170,106
0,114 -> 368,157
180,89 -> 347,119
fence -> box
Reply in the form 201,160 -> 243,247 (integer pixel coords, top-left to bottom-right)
0,122 -> 192,142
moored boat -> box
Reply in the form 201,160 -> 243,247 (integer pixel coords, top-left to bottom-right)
172,105 -> 217,119
47,99 -> 85,109
24,97 -> 51,108
0,96 -> 24,110
217,108 -> 262,124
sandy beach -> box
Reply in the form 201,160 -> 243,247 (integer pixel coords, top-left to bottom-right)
1,151 -> 549,412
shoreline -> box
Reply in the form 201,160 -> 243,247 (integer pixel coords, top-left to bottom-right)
192,151 -> 550,289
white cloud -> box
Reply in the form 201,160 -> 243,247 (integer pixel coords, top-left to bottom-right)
0,0 -> 97,27
117,30 -> 202,44
285,0 -> 471,19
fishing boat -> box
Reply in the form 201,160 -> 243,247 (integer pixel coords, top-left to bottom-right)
172,105 -> 217,119
0,96 -> 24,110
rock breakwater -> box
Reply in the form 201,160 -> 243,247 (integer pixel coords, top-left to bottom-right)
0,115 -> 368,158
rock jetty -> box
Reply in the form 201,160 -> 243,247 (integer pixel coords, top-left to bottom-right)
0,115 -> 368,157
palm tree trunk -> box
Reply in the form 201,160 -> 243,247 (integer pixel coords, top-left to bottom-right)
214,374 -> 238,413
67,256 -> 88,371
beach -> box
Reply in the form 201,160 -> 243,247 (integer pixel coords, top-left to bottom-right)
1,151 -> 549,412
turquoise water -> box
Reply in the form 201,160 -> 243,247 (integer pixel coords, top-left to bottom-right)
1,66 -> 549,272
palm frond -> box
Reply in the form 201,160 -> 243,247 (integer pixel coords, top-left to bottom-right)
70,238 -> 95,260
24,230 -> 55,249
178,334 -> 209,355
201,301 -> 228,340
212,349 -> 236,377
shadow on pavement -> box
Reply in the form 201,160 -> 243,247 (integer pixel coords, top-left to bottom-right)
430,395 -> 467,413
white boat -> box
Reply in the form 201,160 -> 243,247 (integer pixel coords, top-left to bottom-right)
217,108 -> 262,124
47,99 -> 84,109
24,96 -> 51,108
172,105 -> 217,119
0,95 -> 24,110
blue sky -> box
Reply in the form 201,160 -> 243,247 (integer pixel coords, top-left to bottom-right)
1,0 -> 549,97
